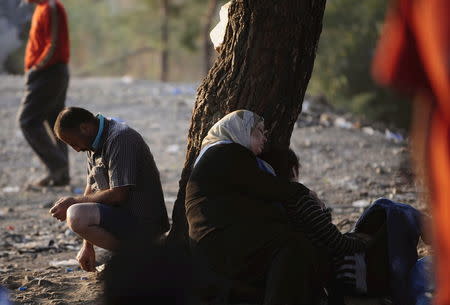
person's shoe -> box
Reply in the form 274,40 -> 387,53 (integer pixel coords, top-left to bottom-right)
29,176 -> 69,187
29,173 -> 70,187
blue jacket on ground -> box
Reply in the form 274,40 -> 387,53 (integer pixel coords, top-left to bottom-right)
354,198 -> 424,305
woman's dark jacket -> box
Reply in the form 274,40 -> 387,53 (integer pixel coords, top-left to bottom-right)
186,143 -> 365,256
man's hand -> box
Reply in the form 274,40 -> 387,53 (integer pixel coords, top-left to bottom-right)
49,196 -> 78,221
76,242 -> 96,272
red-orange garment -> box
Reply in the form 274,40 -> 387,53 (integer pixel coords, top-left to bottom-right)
25,0 -> 70,71
372,0 -> 449,304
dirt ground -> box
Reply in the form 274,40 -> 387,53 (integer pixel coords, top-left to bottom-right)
0,75 -> 430,304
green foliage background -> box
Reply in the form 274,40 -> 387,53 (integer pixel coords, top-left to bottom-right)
308,0 -> 411,129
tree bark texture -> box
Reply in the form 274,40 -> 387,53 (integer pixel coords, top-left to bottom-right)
203,0 -> 219,75
169,0 -> 327,241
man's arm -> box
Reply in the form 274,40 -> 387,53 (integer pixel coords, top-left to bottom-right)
50,185 -> 130,221
84,183 -> 92,196
76,186 -> 130,206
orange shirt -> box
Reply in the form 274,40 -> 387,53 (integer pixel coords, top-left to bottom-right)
25,0 -> 69,71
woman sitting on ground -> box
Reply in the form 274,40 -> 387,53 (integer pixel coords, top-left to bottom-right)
185,110 -> 369,305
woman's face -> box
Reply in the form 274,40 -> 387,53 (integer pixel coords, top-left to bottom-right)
250,122 -> 267,155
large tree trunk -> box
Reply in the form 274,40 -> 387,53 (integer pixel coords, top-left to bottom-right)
160,0 -> 169,82
203,0 -> 219,75
169,0 -> 326,242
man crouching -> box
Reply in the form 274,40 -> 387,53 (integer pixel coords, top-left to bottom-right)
50,107 -> 170,271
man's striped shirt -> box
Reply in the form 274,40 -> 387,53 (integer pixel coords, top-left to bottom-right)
87,118 -> 170,235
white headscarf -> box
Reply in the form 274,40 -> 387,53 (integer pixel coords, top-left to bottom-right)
201,110 -> 264,150
193,110 -> 264,167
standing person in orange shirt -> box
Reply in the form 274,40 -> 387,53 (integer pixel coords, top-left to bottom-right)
17,0 -> 70,187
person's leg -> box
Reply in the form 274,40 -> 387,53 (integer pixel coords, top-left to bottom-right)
264,232 -> 330,305
66,203 -> 119,251
17,67 -> 69,184
193,226 -> 283,304
47,65 -> 70,178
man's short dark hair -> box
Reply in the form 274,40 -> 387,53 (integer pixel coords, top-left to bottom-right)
54,107 -> 96,136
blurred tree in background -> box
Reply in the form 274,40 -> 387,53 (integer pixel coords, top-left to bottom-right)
308,0 -> 411,129
63,0 -> 224,81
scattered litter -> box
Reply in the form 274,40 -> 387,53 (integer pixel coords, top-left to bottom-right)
343,181 -> 358,191
96,264 -> 105,273
165,144 -> 180,154
49,259 -> 79,267
62,244 -> 79,251
95,264 -> 106,280
352,199 -> 371,208
17,286 -> 27,291
385,129 -> 404,142
302,100 -> 311,113
362,126 -> 375,135
171,88 -> 182,95
120,75 -> 134,84
319,113 -> 332,127
162,86 -> 196,96
73,187 -> 83,195
10,239 -> 57,254
65,268 -> 73,273
334,117 -> 353,129
2,186 -> 19,193
80,277 -> 88,280
64,229 -> 76,237
375,167 -> 385,174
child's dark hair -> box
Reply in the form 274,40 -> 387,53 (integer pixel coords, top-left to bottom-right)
260,147 -> 300,181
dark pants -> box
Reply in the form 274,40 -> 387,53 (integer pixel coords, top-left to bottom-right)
193,224 -> 330,305
17,63 -> 69,177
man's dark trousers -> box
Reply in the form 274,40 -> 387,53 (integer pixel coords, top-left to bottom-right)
17,63 -> 69,179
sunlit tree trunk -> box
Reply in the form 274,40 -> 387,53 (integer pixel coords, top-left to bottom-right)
203,0 -> 219,75
169,0 -> 327,242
